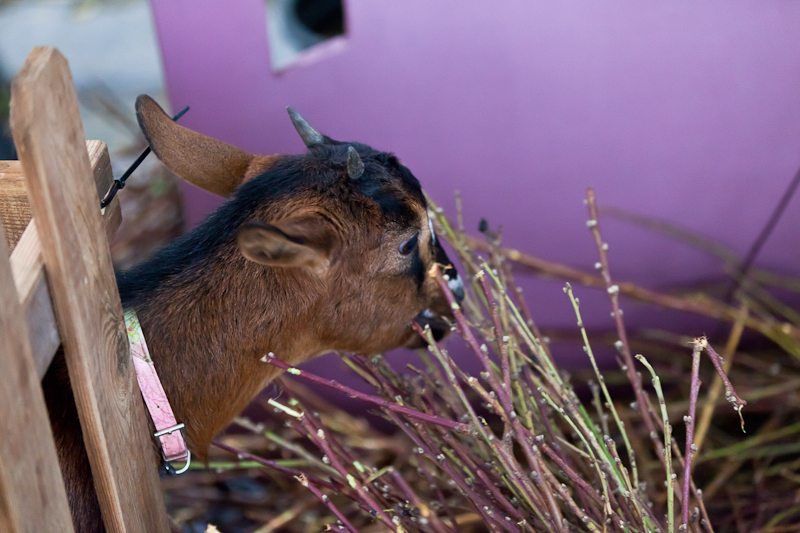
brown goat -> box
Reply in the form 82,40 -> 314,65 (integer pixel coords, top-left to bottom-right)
42,95 -> 464,532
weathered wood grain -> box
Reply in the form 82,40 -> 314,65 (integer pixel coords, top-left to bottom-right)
0,161 -> 29,251
10,47 -> 169,533
0,223 -> 75,533
2,139 -> 115,255
7,141 -> 122,377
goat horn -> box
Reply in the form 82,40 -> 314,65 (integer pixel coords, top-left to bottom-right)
347,146 -> 364,180
287,106 -> 324,148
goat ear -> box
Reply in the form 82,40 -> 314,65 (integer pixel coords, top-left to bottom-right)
237,217 -> 336,272
136,94 -> 255,198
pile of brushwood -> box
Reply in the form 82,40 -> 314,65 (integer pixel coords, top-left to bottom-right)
163,189 -> 800,533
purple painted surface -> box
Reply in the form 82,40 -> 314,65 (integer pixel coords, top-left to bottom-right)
149,1 -> 800,372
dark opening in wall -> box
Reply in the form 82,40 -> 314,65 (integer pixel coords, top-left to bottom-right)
294,0 -> 344,38
265,0 -> 346,72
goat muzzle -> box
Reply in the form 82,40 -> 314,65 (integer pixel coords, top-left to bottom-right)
408,263 -> 464,348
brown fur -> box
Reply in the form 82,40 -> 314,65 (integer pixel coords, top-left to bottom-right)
43,97 -> 458,532
137,95 -> 253,197
243,154 -> 283,183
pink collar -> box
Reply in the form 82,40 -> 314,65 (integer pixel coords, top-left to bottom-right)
124,309 -> 191,474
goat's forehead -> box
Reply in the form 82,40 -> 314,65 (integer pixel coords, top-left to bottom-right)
361,181 -> 427,229
344,149 -> 426,227
306,142 -> 424,198
238,145 -> 428,228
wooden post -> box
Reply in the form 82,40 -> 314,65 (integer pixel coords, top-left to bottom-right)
1,140 -> 118,255
3,140 -> 121,377
10,47 -> 169,533
0,222 -> 75,533
6,140 -> 122,377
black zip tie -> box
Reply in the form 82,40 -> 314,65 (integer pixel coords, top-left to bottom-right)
99,105 -> 190,209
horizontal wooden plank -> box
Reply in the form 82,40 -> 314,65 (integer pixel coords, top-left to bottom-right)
0,222 -> 75,532
2,139 -> 114,255
10,46 -> 169,533
0,161 -> 29,251
8,142 -> 121,378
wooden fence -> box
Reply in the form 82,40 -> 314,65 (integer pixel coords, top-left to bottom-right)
0,48 -> 170,532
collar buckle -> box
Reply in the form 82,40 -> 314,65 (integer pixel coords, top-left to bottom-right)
154,420 -> 192,475
125,309 -> 191,475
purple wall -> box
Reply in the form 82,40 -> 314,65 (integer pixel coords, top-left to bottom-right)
149,1 -> 800,367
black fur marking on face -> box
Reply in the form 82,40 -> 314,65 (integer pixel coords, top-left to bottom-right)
408,246 -> 426,290
348,147 -> 425,227
435,241 -> 458,281
358,157 -> 422,226
368,187 -> 418,227
305,144 -> 426,226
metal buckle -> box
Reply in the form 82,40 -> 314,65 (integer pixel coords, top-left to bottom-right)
168,450 -> 191,475
153,423 -> 191,475
154,422 -> 185,439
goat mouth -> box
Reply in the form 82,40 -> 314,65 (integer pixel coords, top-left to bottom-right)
410,309 -> 451,343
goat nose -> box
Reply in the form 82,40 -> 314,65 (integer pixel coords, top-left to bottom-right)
448,273 -> 465,303
433,241 -> 464,303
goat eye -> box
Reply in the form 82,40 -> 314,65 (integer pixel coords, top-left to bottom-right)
399,233 -> 419,255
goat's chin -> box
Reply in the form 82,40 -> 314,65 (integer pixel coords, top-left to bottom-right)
405,312 -> 452,349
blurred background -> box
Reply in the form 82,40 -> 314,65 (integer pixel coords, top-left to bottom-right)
3,1 -> 800,531
0,0 -> 183,268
